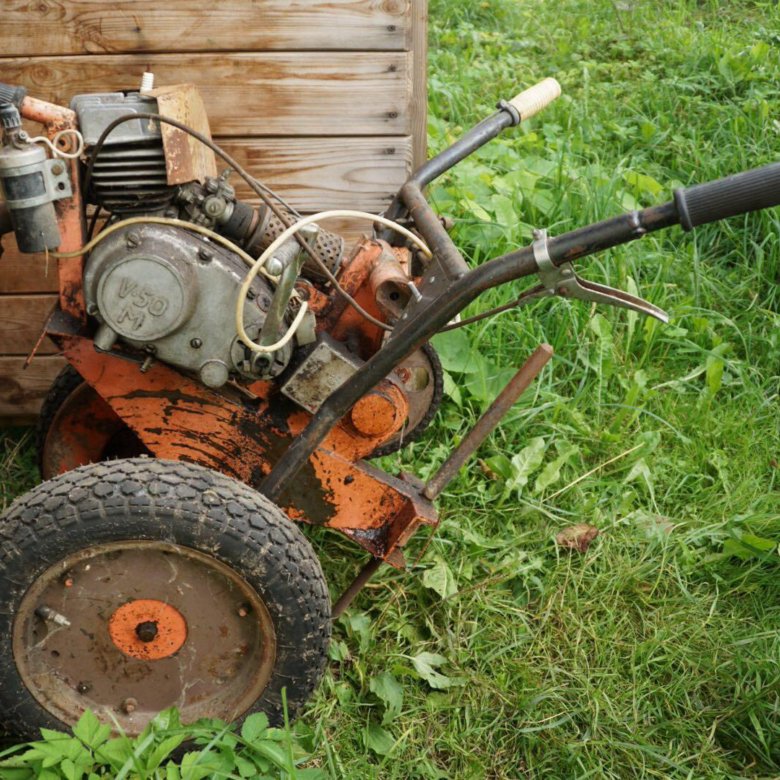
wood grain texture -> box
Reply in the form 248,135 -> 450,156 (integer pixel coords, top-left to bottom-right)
0,1 -> 411,56
0,355 -> 65,420
411,0 -> 428,168
1,52 -> 412,136
0,295 -> 59,355
224,136 -> 412,210
0,241 -> 59,293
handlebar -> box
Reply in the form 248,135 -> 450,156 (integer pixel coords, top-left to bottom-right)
674,162 -> 780,230
507,78 -> 561,121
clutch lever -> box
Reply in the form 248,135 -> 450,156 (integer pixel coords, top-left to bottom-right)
513,229 -> 669,323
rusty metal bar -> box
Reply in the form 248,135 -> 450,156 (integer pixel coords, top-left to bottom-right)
423,344 -> 554,500
331,556 -> 383,619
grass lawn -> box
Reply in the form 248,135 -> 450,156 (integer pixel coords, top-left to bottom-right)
1,0 -> 779,777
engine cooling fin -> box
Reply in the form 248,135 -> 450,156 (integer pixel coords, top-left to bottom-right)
89,141 -> 173,214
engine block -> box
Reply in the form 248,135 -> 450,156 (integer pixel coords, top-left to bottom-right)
83,223 -> 292,386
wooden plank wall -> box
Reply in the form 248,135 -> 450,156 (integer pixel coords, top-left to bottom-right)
0,0 -> 428,421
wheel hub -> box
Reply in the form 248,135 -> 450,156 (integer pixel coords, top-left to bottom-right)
13,541 -> 276,734
108,599 -> 187,660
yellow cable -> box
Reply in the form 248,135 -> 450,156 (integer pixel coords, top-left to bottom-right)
235,209 -> 431,353
49,216 -> 263,272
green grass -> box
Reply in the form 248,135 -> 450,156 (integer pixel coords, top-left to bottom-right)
2,0 -> 779,777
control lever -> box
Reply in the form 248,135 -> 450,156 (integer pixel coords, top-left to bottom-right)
511,229 -> 669,322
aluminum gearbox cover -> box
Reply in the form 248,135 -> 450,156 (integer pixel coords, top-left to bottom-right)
84,223 -> 291,386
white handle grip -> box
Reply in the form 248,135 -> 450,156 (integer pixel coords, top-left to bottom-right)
508,77 -> 562,121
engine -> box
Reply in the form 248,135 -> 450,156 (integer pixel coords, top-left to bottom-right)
0,81 -> 431,425
70,89 -> 347,389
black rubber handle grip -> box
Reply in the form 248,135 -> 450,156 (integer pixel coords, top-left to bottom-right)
674,162 -> 780,231
0,82 -> 27,108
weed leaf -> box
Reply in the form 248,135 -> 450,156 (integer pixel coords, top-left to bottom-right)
364,724 -> 395,756
241,712 -> 269,745
411,652 -> 466,690
73,711 -> 110,751
369,671 -> 404,724
422,557 -> 458,599
508,437 -> 547,493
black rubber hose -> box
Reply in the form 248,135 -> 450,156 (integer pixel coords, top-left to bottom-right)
674,162 -> 780,230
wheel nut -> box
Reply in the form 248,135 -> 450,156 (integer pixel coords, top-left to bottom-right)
135,620 -> 158,642
121,697 -> 138,714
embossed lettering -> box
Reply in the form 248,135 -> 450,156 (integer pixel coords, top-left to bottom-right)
117,306 -> 146,331
114,277 -> 169,317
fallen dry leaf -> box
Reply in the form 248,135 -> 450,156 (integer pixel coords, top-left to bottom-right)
478,459 -> 499,480
556,524 -> 600,553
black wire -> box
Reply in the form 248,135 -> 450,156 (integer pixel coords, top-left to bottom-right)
250,176 -> 302,219
86,204 -> 102,241
83,112 -> 392,331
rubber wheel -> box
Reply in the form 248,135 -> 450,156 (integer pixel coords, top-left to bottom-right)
36,364 -> 147,479
0,458 -> 331,739
370,342 -> 444,458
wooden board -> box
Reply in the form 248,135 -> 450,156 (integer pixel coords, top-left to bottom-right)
411,1 -> 428,173
0,1 -> 412,55
0,355 -> 65,421
0,296 -> 59,355
222,137 -> 413,210
1,52 -> 412,137
0,247 -> 59,294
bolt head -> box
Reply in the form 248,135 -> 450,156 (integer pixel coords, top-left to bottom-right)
197,247 -> 212,262
266,258 -> 283,276
121,697 -> 138,714
51,162 -> 65,176
135,620 -> 158,643
190,337 -> 203,349
203,197 -> 224,217
126,232 -> 141,248
76,682 -> 90,694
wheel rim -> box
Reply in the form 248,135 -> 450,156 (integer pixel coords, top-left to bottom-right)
13,541 -> 276,733
40,382 -> 147,480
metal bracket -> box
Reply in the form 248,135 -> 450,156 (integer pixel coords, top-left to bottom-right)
520,228 -> 669,322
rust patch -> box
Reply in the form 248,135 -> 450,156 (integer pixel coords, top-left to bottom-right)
59,335 -> 437,560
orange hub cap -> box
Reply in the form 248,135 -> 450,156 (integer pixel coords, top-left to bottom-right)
108,599 -> 187,660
